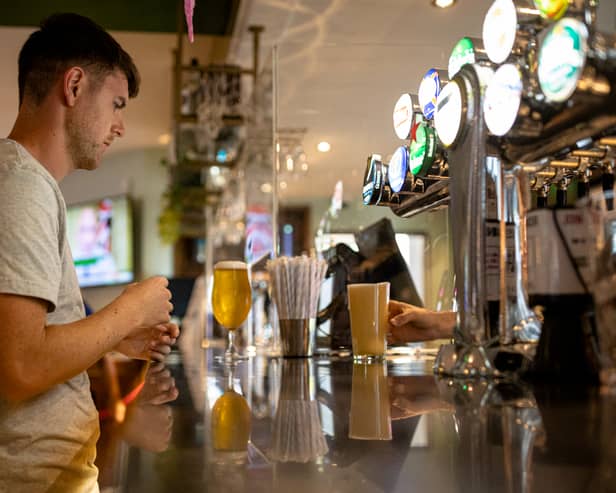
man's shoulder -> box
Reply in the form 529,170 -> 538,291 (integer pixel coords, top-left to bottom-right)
0,139 -> 59,198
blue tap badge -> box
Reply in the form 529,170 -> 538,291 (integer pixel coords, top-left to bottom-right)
418,69 -> 442,121
388,146 -> 409,193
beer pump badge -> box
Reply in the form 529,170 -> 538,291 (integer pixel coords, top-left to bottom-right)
483,0 -> 517,64
418,69 -> 442,120
363,154 -> 383,205
435,81 -> 463,148
393,93 -> 414,140
409,123 -> 436,177
388,146 -> 409,193
538,18 -> 588,103
484,64 -> 523,137
534,0 -> 568,20
448,38 -> 475,79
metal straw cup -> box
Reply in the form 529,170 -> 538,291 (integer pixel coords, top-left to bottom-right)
267,256 -> 327,359
279,319 -> 316,357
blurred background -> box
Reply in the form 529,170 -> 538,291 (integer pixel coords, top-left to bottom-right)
0,0 -> 614,315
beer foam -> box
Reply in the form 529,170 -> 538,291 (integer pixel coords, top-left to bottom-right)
215,260 -> 248,270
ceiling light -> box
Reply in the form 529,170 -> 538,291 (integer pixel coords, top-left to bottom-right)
432,0 -> 456,7
260,183 -> 273,194
317,141 -> 331,152
157,133 -> 171,145
280,181 -> 288,190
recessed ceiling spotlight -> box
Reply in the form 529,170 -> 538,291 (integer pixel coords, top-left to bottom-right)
317,141 -> 331,152
432,0 -> 456,7
157,133 -> 171,145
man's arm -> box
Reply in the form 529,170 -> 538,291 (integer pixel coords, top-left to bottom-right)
387,300 -> 455,344
0,276 -> 173,403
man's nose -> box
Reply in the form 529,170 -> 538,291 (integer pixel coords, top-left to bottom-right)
112,117 -> 125,138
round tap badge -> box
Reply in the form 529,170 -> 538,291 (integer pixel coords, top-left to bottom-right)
483,0 -> 517,64
533,0 -> 568,20
418,69 -> 443,120
538,18 -> 588,103
484,63 -> 523,137
448,37 -> 476,79
434,81 -> 464,148
409,123 -> 437,177
388,146 -> 410,193
362,154 -> 382,205
393,93 -> 414,140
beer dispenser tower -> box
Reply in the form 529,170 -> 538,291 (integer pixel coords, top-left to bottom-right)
363,0 -> 616,380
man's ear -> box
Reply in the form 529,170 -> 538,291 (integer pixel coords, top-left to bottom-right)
63,67 -> 86,107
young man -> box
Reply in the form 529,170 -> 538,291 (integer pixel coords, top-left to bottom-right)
0,14 -> 179,492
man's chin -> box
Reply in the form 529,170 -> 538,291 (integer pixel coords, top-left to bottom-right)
77,159 -> 100,171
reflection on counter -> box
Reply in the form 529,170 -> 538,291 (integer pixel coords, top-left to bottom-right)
97,348 -> 616,492
211,365 -> 251,463
94,360 -> 177,492
349,362 -> 392,441
270,360 -> 328,462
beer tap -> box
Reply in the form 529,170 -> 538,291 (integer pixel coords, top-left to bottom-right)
432,61 -> 501,378
535,182 -> 550,208
556,177 -> 570,208
362,154 -> 399,208
501,166 -> 542,347
602,159 -> 614,210
576,162 -> 591,200
502,9 -> 616,166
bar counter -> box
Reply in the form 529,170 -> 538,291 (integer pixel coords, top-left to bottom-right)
96,344 -> 616,493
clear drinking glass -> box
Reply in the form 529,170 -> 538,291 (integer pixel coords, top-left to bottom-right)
347,282 -> 390,362
212,261 -> 252,362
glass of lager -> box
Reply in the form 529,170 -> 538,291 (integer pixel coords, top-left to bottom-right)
212,261 -> 252,362
347,282 -> 390,362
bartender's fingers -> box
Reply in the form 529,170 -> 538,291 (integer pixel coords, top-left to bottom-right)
389,307 -> 421,327
388,299 -> 410,315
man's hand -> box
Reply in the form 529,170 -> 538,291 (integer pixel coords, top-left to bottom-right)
114,322 -> 179,362
137,362 -> 178,405
113,277 -> 173,329
387,300 -> 455,344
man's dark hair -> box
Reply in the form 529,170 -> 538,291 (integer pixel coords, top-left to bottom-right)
18,13 -> 140,106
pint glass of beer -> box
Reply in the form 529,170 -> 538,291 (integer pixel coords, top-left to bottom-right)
212,261 -> 252,362
347,282 -> 390,361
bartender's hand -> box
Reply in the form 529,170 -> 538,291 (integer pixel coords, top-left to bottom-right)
388,375 -> 454,420
387,300 -> 455,344
114,322 -> 180,361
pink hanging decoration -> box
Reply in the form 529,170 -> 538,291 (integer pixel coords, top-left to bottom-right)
184,0 -> 195,43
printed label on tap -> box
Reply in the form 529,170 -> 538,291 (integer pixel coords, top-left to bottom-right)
485,221 -> 501,302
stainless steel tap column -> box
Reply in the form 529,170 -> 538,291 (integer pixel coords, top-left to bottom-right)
502,166 -> 541,345
438,63 -> 496,378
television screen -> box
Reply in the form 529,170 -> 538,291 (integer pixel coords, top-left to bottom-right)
66,195 -> 135,288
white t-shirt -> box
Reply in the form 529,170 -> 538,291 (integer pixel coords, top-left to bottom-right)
0,139 -> 99,493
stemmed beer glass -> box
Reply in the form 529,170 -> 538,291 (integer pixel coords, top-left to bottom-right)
212,261 -> 252,362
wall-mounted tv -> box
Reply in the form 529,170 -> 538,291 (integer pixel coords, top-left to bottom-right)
66,195 -> 135,288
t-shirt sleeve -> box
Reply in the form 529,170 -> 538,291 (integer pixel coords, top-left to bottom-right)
0,166 -> 61,311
